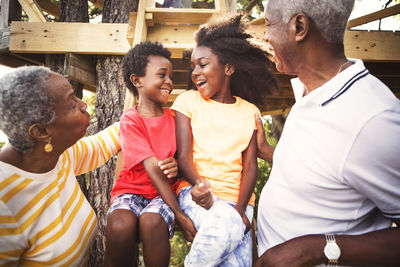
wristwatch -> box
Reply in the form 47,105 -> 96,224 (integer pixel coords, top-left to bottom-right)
324,233 -> 341,267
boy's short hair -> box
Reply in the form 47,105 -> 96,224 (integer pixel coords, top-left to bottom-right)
122,41 -> 172,96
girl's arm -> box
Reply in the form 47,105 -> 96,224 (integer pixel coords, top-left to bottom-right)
175,111 -> 213,209
175,111 -> 202,185
235,131 -> 258,233
142,156 -> 197,242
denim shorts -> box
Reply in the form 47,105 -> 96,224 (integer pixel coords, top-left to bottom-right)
107,193 -> 175,237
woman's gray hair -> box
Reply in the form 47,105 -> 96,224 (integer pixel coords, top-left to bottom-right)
269,0 -> 355,43
0,66 -> 55,153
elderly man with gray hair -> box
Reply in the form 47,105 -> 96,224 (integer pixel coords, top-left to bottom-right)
255,0 -> 400,266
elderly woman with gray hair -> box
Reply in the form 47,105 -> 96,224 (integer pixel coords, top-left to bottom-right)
0,66 -> 177,266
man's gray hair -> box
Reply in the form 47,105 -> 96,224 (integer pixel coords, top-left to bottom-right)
270,0 -> 355,43
0,66 -> 55,153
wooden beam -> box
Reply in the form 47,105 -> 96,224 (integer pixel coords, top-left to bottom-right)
344,30 -> 400,62
63,53 -> 96,92
347,4 -> 400,29
145,8 -> 217,24
17,0 -> 46,22
88,0 -> 103,10
10,21 -> 131,54
36,0 -> 60,19
126,12 -> 137,47
133,0 -> 148,46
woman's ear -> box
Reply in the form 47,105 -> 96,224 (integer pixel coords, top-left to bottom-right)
130,74 -> 141,89
290,13 -> 309,42
225,64 -> 235,76
28,124 -> 51,143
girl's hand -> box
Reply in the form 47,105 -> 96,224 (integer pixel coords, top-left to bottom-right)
191,180 -> 214,210
234,205 -> 251,233
158,157 -> 178,178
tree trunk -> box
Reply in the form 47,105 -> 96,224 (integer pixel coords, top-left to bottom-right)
45,0 -> 89,194
87,1 -> 138,266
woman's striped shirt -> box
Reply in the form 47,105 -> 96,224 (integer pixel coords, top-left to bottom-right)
0,123 -> 119,266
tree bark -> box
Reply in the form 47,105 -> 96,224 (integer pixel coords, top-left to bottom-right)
87,1 -> 138,266
45,0 -> 89,194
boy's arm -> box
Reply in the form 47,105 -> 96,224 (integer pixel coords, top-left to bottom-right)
142,156 -> 197,242
175,111 -> 213,209
235,131 -> 258,233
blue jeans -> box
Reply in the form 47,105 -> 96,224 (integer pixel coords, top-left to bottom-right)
178,186 -> 253,267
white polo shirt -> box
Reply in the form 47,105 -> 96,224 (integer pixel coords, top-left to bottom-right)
257,59 -> 400,256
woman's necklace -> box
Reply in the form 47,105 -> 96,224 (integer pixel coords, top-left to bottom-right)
304,60 -> 351,96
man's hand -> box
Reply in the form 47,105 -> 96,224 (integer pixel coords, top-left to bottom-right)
191,180 -> 214,210
175,212 -> 197,242
256,235 -> 325,267
158,157 -> 178,179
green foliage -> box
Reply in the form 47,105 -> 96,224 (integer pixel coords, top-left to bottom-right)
0,141 -> 5,150
170,232 -> 191,266
254,116 -> 276,220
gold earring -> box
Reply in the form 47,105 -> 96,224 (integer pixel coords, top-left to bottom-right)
44,138 -> 53,153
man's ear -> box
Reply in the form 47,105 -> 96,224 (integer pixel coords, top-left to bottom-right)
28,124 -> 51,143
290,13 -> 309,42
225,64 -> 235,76
130,74 -> 141,89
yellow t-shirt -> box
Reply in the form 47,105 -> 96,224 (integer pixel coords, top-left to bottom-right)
171,90 -> 260,206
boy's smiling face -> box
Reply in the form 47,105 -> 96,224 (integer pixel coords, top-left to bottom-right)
135,55 -> 173,106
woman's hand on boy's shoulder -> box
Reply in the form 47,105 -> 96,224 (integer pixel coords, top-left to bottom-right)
158,157 -> 178,178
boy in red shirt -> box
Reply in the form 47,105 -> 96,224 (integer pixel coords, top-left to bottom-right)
105,42 -> 196,267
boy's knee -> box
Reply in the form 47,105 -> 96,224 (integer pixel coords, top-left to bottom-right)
139,213 -> 167,233
107,210 -> 137,239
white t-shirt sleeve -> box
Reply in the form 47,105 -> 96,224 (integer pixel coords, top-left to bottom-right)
343,110 -> 400,220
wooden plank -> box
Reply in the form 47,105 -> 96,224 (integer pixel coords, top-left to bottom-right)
17,0 -> 46,22
10,21 -> 131,54
36,0 -> 60,19
88,0 -> 103,10
344,30 -> 400,61
146,8 -> 217,24
347,4 -> 400,29
63,53 -> 96,92
133,0 -> 148,45
146,23 -> 197,44
126,12 -> 137,47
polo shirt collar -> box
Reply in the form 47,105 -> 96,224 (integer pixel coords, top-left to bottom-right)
290,59 -> 369,106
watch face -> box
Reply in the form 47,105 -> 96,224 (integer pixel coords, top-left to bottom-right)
324,242 -> 341,259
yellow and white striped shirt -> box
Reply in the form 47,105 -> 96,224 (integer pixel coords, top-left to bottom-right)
0,123 -> 119,267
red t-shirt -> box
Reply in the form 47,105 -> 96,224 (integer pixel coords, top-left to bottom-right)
111,107 -> 177,200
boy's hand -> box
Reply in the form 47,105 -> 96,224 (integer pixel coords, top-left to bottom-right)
175,212 -> 197,242
191,180 -> 214,210
158,157 -> 178,178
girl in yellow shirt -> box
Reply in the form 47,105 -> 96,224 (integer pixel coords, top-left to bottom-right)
171,14 -> 277,267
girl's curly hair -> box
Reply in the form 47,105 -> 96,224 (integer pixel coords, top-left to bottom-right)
192,14 -> 277,107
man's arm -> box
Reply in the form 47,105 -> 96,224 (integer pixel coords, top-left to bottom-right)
256,223 -> 400,267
